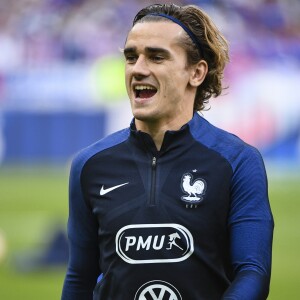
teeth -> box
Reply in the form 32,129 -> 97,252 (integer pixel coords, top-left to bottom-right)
134,85 -> 155,90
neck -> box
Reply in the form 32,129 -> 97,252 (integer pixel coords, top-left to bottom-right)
135,112 -> 194,150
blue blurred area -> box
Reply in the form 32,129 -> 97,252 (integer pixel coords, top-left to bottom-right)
3,110 -> 106,163
0,0 -> 299,165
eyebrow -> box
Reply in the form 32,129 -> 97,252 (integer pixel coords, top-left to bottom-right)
123,46 -> 171,57
123,47 -> 136,55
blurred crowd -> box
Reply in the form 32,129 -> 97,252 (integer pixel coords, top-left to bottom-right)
0,0 -> 299,71
0,0 -> 299,163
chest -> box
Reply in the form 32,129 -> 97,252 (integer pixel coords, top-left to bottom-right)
83,147 -> 232,229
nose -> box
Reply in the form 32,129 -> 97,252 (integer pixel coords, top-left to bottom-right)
131,55 -> 150,79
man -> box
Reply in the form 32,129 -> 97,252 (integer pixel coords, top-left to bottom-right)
62,4 -> 274,300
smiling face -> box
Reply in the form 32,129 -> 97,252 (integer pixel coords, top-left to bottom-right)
124,21 -> 201,131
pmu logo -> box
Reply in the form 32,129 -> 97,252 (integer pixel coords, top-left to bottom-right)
115,223 -> 194,264
134,280 -> 182,300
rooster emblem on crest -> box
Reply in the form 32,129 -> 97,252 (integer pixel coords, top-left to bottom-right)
181,173 -> 206,207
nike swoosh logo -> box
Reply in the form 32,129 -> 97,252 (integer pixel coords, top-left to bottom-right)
100,182 -> 129,196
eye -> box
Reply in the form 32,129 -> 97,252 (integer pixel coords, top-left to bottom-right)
150,55 -> 164,63
125,54 -> 137,64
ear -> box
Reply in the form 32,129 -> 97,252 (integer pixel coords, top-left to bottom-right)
189,60 -> 208,87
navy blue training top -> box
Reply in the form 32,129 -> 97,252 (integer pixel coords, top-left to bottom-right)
61,113 -> 274,300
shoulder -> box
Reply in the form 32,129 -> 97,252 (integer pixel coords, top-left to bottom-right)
189,113 -> 264,172
70,127 -> 130,175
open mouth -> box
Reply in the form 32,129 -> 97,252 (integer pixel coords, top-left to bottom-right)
134,85 -> 157,99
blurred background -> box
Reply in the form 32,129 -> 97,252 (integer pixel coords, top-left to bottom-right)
0,0 -> 299,299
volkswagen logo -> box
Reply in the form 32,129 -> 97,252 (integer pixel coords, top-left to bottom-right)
134,280 -> 182,300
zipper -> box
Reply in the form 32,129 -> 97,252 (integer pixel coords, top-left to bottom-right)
149,156 -> 157,206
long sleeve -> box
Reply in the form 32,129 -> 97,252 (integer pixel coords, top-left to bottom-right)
223,147 -> 274,299
61,152 -> 100,300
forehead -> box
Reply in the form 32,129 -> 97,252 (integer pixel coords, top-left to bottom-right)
125,21 -> 186,49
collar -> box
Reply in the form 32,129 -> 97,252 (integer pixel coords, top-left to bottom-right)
129,113 -> 201,155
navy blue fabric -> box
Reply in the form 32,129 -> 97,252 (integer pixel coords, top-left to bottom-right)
189,115 -> 273,299
62,129 -> 130,299
61,113 -> 273,300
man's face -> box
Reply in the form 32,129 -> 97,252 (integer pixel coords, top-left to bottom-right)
124,21 -> 196,127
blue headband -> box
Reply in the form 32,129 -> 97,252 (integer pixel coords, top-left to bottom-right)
148,13 -> 203,56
